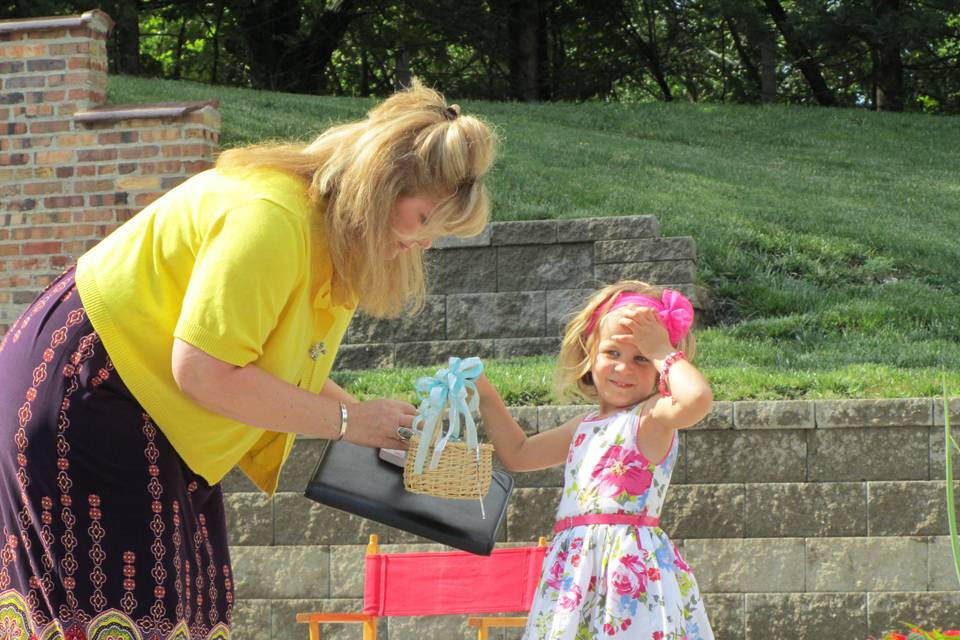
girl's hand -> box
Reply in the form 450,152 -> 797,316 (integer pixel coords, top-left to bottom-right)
475,372 -> 495,395
609,307 -> 673,359
343,398 -> 418,449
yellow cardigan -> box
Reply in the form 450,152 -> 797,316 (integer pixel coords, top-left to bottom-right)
76,168 -> 356,495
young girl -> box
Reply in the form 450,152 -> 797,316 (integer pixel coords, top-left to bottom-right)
476,280 -> 714,640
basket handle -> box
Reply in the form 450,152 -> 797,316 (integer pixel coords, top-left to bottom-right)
409,357 -> 484,474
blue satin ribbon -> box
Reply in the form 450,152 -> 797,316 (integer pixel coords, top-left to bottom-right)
410,356 -> 484,475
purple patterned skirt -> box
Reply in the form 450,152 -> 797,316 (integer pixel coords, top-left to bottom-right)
0,268 -> 233,640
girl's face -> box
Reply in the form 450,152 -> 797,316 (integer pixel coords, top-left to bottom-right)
589,312 -> 658,415
390,195 -> 439,258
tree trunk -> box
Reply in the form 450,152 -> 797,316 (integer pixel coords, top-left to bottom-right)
210,0 -> 225,85
395,50 -> 411,90
360,49 -> 370,96
112,0 -> 140,75
537,0 -> 551,99
236,0 -> 358,94
172,17 -> 186,80
508,0 -> 540,101
873,0 -> 903,111
760,24 -> 777,103
762,0 -> 836,106
638,36 -> 673,101
724,14 -> 763,97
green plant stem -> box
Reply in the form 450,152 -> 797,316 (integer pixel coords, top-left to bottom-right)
943,373 -> 960,589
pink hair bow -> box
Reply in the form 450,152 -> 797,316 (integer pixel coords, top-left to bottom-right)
584,289 -> 694,347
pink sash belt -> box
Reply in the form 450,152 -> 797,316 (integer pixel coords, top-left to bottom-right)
553,513 -> 660,534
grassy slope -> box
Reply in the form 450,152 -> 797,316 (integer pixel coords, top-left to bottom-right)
108,76 -> 960,402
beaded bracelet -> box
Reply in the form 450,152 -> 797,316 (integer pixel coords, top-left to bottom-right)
657,351 -> 686,398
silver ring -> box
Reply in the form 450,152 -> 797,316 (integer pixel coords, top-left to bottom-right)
396,426 -> 414,441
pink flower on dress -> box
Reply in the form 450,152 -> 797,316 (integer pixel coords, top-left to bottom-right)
546,557 -> 566,590
612,555 -> 648,597
558,584 -> 582,612
619,554 -> 647,576
652,632 -> 664,640
574,433 -> 586,447
611,570 -> 638,596
591,445 -> 652,498
673,546 -> 691,572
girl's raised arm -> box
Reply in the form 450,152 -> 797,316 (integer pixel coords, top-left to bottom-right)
611,307 -> 712,432
475,374 -> 582,472
647,354 -> 712,431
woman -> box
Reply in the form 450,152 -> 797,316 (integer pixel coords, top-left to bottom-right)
0,81 -> 494,639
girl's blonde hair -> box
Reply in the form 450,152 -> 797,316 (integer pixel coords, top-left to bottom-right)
216,80 -> 496,317
555,280 -> 697,403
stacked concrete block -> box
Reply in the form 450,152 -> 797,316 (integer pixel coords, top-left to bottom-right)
0,10 -> 220,333
339,215 -> 706,369
224,397 -> 960,639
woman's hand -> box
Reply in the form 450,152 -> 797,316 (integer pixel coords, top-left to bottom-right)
343,399 -> 418,449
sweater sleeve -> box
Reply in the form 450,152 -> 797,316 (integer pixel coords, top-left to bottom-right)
173,199 -> 308,367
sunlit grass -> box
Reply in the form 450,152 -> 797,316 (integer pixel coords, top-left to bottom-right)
109,76 -> 960,401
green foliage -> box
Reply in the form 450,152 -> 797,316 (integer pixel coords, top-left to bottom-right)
13,0 -> 959,112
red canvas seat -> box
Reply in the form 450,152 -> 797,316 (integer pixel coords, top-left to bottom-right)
296,534 -> 546,639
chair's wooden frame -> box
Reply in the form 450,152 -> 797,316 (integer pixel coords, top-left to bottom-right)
295,534 -> 547,640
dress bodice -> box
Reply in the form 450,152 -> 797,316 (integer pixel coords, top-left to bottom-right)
555,406 -> 678,521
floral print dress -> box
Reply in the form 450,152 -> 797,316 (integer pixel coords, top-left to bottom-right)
523,406 -> 713,640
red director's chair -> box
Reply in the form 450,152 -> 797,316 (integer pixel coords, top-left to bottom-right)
296,534 -> 548,640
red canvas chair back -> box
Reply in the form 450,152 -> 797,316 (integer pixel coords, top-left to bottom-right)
362,546 -> 547,617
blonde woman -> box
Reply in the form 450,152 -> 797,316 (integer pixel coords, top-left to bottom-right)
0,81 -> 494,639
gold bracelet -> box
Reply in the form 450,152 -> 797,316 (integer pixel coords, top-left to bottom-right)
335,402 -> 349,441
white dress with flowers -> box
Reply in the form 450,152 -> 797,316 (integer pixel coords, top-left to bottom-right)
522,406 -> 713,640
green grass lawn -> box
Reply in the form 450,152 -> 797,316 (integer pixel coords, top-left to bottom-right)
108,76 -> 960,403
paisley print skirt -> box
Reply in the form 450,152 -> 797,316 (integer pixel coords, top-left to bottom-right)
0,268 -> 233,640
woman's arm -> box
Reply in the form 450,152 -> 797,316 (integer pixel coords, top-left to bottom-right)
476,374 -> 581,472
171,338 -> 414,449
318,378 -> 358,403
295,379 -> 359,439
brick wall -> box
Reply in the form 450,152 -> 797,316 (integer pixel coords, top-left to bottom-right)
0,10 -> 220,333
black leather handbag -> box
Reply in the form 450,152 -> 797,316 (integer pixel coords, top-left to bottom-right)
304,440 -> 513,555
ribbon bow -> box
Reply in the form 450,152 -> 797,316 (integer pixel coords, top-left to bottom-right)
410,356 -> 484,475
657,289 -> 695,346
583,289 -> 694,347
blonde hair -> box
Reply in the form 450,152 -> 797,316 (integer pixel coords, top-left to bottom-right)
216,80 -> 496,317
555,280 -> 697,403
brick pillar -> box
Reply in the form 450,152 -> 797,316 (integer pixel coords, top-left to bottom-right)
0,11 -> 221,334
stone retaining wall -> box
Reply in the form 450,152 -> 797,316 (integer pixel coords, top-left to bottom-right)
224,397 -> 960,640
338,216 -> 706,369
